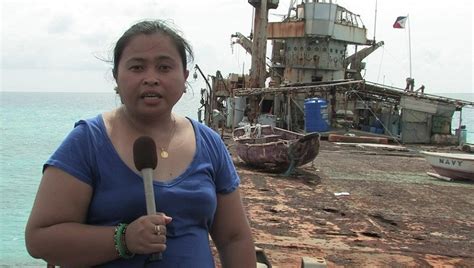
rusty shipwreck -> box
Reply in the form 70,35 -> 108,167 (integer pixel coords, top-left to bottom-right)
195,0 -> 474,148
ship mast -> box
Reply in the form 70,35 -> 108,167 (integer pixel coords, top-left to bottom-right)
249,0 -> 269,88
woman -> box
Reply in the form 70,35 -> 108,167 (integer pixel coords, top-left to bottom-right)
25,20 -> 256,267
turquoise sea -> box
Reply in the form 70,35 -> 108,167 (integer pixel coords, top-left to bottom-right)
0,91 -> 473,266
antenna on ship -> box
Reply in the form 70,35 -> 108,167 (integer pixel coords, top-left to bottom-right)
373,0 -> 378,42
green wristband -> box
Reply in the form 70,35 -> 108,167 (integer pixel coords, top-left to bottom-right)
114,223 -> 135,259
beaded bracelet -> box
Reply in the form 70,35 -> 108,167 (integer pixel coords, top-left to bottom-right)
114,223 -> 135,259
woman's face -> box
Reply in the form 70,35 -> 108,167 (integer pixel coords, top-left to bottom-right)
116,33 -> 189,118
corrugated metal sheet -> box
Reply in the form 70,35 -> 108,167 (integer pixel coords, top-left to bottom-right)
432,116 -> 452,134
400,96 -> 437,114
267,22 -> 305,39
401,109 -> 431,143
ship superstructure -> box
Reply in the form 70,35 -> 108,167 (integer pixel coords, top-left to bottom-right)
266,0 -> 382,84
196,0 -> 473,144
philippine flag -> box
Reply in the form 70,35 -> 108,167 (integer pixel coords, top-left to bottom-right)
393,16 -> 408,28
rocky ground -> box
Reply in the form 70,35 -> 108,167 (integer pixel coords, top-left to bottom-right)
222,139 -> 474,267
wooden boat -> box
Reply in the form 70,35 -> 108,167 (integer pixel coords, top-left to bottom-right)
421,151 -> 474,180
233,125 -> 320,174
328,134 -> 389,144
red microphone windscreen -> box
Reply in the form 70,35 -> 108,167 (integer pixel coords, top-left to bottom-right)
133,136 -> 158,171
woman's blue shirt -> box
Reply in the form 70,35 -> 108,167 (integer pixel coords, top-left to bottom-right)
45,115 -> 240,267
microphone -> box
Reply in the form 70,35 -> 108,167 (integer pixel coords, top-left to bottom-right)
133,136 -> 162,261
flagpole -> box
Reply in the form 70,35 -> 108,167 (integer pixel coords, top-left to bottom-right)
407,14 -> 412,78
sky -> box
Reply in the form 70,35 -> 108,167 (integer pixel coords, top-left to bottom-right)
1,0 -> 473,94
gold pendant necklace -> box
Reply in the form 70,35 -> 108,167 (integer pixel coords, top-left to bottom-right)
159,115 -> 176,159
160,150 -> 169,159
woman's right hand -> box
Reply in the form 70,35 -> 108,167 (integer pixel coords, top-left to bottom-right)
125,213 -> 172,254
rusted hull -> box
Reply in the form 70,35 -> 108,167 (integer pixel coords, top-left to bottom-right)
233,125 -> 320,170
267,21 -> 305,39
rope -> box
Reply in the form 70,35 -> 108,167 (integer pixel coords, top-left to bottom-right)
376,46 -> 385,83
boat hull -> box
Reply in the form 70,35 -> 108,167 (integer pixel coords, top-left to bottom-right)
422,151 -> 474,180
233,125 -> 320,170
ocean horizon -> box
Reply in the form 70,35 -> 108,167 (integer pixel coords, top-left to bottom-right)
0,91 -> 473,266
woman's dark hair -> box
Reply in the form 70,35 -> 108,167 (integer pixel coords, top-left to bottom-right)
112,20 -> 194,79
